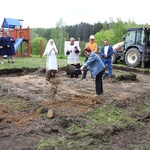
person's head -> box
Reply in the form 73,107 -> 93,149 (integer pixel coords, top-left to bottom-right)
84,47 -> 91,57
70,37 -> 75,45
104,39 -> 109,46
89,35 -> 95,43
7,32 -> 10,37
49,39 -> 54,45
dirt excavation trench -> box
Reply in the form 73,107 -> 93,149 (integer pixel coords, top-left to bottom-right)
0,68 -> 150,150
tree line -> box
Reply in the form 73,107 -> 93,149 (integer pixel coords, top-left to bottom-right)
29,18 -> 150,56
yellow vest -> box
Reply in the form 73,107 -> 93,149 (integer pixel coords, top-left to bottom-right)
86,42 -> 97,52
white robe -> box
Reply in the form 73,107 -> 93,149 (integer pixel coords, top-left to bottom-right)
65,44 -> 81,64
43,39 -> 58,70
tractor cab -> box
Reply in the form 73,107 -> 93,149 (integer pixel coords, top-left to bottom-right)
124,28 -> 150,49
113,27 -> 150,67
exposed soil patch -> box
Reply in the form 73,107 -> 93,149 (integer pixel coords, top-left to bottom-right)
0,67 -> 150,150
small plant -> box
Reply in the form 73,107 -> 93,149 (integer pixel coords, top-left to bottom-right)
4,99 -> 23,111
37,139 -> 54,150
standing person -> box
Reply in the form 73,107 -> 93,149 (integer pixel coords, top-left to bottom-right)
43,39 -> 58,81
100,39 -> 114,78
0,33 -> 5,64
85,35 -> 98,53
65,37 -> 81,78
82,35 -> 98,79
80,47 -> 105,96
5,32 -> 15,63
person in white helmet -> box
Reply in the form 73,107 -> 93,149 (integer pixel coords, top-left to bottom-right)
82,35 -> 98,79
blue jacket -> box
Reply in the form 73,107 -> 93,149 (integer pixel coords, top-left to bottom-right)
100,45 -> 114,62
84,52 -> 105,77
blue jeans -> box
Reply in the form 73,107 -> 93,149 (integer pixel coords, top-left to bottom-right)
102,58 -> 112,77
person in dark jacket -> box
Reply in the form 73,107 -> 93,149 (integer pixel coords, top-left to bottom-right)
100,39 -> 114,77
5,32 -> 15,63
0,34 -> 5,64
80,47 -> 105,97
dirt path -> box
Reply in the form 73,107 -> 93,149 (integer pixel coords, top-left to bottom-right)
0,69 -> 149,150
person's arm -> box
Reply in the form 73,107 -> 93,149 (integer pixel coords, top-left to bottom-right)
54,48 -> 58,54
65,45 -> 71,55
52,45 -> 58,54
81,54 -> 95,70
94,44 -> 98,53
107,46 -> 114,57
100,47 -> 105,57
66,51 -> 70,55
66,47 -> 71,55
74,45 -> 80,54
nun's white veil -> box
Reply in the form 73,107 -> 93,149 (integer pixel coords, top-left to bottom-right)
43,39 -> 57,56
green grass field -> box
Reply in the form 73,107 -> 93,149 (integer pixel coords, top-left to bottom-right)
0,55 -> 84,70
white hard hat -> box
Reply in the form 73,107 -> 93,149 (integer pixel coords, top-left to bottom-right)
90,35 -> 95,39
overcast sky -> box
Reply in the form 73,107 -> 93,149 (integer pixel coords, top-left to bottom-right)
0,0 -> 149,28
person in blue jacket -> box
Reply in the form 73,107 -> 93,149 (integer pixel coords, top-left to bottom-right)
5,32 -> 15,63
100,39 -> 114,77
80,47 -> 105,97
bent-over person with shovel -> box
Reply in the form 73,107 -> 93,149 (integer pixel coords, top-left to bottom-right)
80,47 -> 105,97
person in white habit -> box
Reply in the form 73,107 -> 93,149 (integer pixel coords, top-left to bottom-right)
43,39 -> 58,80
65,37 -> 81,78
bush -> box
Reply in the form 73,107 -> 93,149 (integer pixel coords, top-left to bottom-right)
31,37 -> 47,55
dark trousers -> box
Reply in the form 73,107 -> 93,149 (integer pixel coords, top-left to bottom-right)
95,69 -> 105,95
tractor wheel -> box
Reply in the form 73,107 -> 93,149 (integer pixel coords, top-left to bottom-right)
111,53 -> 117,64
125,48 -> 141,67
